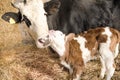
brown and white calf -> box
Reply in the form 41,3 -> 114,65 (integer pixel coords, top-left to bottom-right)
39,27 -> 120,80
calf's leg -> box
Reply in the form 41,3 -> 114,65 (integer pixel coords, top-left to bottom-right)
105,56 -> 115,80
100,56 -> 106,79
99,45 -> 115,80
72,66 -> 84,80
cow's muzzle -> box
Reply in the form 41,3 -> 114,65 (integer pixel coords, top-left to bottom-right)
37,35 -> 51,48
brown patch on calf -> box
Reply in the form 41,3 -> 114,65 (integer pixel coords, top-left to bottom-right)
68,40 -> 84,67
61,33 -> 75,60
80,27 -> 105,57
109,28 -> 120,53
61,37 -> 84,78
69,40 -> 84,78
82,27 -> 120,57
97,34 -> 107,43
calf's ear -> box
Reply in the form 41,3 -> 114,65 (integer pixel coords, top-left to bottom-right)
66,33 -> 75,41
1,11 -> 22,24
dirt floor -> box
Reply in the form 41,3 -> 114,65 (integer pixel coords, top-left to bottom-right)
0,0 -> 120,80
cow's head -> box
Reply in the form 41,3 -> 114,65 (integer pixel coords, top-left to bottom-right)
11,0 -> 51,48
2,0 -> 60,48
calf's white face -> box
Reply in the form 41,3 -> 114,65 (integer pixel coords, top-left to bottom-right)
49,30 -> 66,46
38,30 -> 66,49
12,0 -> 51,48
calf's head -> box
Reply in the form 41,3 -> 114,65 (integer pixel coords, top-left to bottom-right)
11,0 -> 51,48
38,30 -> 66,48
49,30 -> 66,46
39,30 -> 75,49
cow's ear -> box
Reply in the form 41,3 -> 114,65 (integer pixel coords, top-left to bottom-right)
1,11 -> 22,24
44,0 -> 61,15
66,33 -> 75,41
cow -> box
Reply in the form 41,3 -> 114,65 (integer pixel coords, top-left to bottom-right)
5,0 -> 53,48
2,0 -> 117,48
38,27 -> 120,80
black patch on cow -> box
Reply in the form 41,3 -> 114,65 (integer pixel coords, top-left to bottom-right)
11,2 -> 16,8
23,15 -> 31,28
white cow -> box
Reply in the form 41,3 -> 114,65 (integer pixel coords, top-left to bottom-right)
12,0 -> 51,48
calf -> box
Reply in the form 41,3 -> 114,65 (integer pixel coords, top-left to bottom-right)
39,27 -> 120,80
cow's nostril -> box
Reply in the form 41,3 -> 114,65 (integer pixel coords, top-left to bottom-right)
38,39 -> 44,43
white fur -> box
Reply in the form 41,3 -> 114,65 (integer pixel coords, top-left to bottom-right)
100,56 -> 106,79
114,43 -> 119,58
61,60 -> 73,74
99,27 -> 115,80
73,74 -> 80,80
61,61 -> 71,69
50,30 -> 66,56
